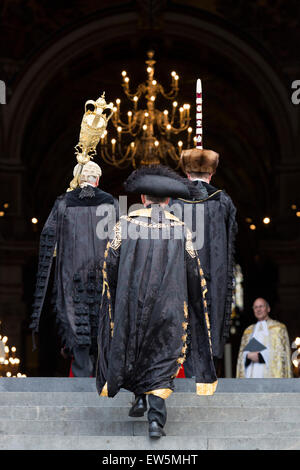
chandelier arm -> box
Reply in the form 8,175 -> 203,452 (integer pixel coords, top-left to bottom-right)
157,84 -> 179,100
113,117 -> 133,129
167,146 -> 181,163
112,109 -> 146,135
99,146 -> 113,165
154,110 -> 167,133
129,115 -> 146,136
126,118 -> 147,138
123,83 -> 147,101
99,143 -> 133,168
167,123 -> 191,135
112,144 -> 133,167
101,146 -> 119,166
169,114 -> 191,129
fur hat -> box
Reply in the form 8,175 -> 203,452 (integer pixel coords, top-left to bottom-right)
180,148 -> 219,175
124,165 -> 190,199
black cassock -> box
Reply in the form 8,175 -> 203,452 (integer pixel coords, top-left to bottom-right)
30,186 -> 117,364
96,206 -> 217,399
171,180 -> 237,359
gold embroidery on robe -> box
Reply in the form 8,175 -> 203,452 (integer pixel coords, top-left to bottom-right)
172,301 -> 189,376
184,301 -> 188,318
185,228 -> 196,258
102,240 -> 114,337
145,388 -> 173,399
124,209 -> 184,231
181,344 -> 188,354
100,382 -> 108,396
110,221 -> 122,250
177,357 -> 185,364
182,321 -> 188,330
196,381 -> 218,396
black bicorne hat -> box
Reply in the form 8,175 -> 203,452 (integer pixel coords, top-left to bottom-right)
124,165 -> 190,199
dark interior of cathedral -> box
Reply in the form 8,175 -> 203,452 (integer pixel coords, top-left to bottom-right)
0,0 -> 299,378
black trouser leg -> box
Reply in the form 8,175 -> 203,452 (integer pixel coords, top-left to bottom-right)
71,346 -> 93,377
147,394 -> 167,428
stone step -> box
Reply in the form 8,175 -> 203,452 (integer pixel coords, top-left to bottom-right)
1,378 -> 299,450
0,391 -> 300,407
0,418 -> 299,437
1,377 -> 300,393
0,404 -> 299,422
0,434 -> 299,450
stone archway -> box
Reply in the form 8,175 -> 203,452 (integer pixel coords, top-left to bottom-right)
3,8 -> 295,168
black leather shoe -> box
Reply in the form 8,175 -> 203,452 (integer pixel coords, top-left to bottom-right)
148,420 -> 166,438
128,395 -> 147,417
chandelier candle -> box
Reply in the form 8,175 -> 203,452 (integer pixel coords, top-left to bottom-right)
196,79 -> 203,149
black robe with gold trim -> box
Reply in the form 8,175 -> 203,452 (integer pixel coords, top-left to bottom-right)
96,206 -> 217,399
30,186 -> 117,357
171,180 -> 237,359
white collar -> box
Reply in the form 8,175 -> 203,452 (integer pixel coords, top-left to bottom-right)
191,178 -> 208,183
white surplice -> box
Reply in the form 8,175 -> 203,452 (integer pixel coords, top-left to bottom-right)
243,320 -> 270,378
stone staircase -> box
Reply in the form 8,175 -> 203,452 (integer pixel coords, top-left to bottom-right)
0,378 -> 299,450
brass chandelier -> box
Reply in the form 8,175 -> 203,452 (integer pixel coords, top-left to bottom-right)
99,51 -> 196,169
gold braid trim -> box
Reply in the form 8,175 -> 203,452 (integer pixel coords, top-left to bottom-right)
164,211 -> 183,222
196,381 -> 218,396
197,256 -> 213,352
178,190 -> 223,204
110,221 -> 122,251
102,241 -> 114,337
128,208 -> 152,218
184,301 -> 188,319
183,301 -> 188,318
173,366 -> 182,378
172,301 -> 190,378
122,215 -> 183,229
128,208 -> 183,223
145,389 -> 173,399
185,228 -> 196,258
99,382 -> 108,397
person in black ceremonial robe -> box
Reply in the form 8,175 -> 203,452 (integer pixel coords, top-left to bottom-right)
172,148 -> 237,369
96,165 -> 217,439
30,161 -> 117,377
